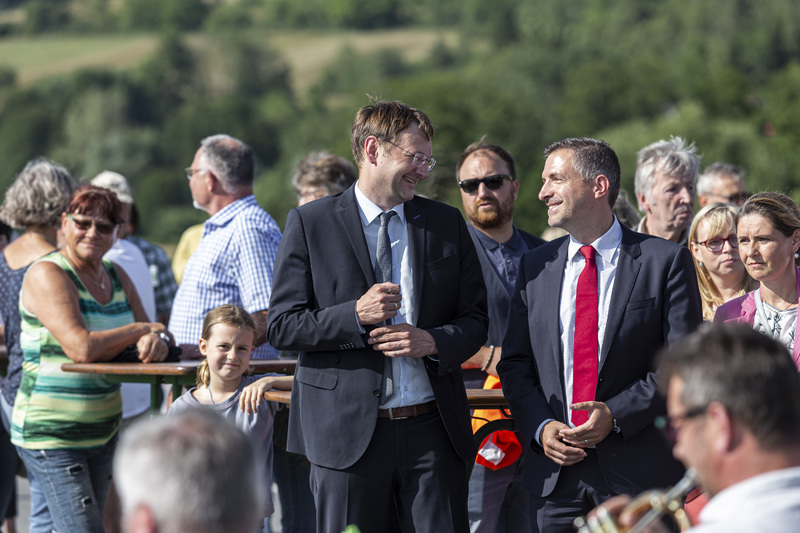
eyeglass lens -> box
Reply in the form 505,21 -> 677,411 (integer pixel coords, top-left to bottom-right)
705,235 -> 739,251
459,175 -> 510,194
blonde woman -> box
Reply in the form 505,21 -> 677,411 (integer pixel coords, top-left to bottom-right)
689,203 -> 752,321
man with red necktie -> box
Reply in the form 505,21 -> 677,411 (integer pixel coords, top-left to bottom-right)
497,137 -> 702,533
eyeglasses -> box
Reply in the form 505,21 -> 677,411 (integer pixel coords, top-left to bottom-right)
67,214 -> 115,235
655,404 -> 708,444
695,234 -> 739,253
710,192 -> 750,206
185,167 -> 207,181
458,174 -> 513,194
378,138 -> 436,172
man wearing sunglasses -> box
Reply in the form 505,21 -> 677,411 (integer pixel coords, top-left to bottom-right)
498,137 -> 702,532
456,140 -> 544,533
591,324 -> 800,533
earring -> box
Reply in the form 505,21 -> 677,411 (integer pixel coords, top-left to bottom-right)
699,261 -> 704,267
795,253 -> 799,259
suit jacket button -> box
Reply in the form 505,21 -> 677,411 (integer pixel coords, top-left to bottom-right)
373,389 -> 380,397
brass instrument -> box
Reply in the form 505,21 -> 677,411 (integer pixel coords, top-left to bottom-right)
573,468 -> 697,533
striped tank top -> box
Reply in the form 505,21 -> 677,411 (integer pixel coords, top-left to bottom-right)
11,252 -> 132,449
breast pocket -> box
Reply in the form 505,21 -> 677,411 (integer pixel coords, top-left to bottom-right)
626,297 -> 655,311
295,366 -> 338,390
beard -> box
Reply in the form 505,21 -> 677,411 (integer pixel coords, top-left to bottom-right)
467,196 -> 514,230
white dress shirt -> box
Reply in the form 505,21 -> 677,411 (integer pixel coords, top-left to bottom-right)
354,183 -> 435,408
536,218 -> 622,443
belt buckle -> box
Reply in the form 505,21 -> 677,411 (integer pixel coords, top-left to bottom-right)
388,407 -> 409,421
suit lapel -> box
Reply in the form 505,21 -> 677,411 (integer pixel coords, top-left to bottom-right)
600,227 -> 641,369
337,187 -> 375,285
405,199 -> 425,324
545,239 -> 569,382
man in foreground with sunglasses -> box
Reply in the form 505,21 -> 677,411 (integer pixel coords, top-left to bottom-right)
589,324 -> 800,533
456,139 -> 544,532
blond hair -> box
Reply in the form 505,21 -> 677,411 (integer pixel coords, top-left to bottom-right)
197,305 -> 256,387
689,203 -> 751,321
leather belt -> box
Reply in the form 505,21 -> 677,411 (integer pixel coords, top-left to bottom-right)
378,401 -> 437,420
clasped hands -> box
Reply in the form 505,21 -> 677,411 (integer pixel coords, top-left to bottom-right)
541,401 -> 614,466
357,282 -> 437,358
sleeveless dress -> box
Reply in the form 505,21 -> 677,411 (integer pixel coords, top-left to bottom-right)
0,251 -> 28,407
11,252 -> 133,450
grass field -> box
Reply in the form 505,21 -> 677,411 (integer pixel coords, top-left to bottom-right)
0,28 -> 457,90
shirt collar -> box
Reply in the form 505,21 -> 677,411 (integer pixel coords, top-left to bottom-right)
354,180 -> 407,227
567,216 -> 623,265
205,195 -> 257,229
473,225 -> 524,253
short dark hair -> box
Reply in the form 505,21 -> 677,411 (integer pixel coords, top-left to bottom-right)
658,324 -> 800,451
544,137 -> 621,207
351,99 -> 434,167
199,134 -> 254,189
455,137 -> 516,181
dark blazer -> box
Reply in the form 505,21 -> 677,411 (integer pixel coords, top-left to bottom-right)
497,224 -> 702,497
267,185 -> 489,470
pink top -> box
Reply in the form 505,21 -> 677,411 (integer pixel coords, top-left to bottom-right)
714,267 -> 800,371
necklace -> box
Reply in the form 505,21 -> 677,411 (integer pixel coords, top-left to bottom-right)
208,387 -> 216,405
86,274 -> 106,290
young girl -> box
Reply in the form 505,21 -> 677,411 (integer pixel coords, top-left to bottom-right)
168,304 -> 292,531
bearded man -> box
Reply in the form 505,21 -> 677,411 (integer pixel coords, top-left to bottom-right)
456,139 -> 545,532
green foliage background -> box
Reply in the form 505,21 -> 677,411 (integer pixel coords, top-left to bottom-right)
1,0 -> 800,243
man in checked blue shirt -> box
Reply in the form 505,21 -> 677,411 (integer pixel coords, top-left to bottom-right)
169,134 -> 281,360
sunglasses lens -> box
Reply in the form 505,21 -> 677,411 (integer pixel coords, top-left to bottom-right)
96,224 -> 114,234
460,181 -> 479,194
485,176 -> 505,190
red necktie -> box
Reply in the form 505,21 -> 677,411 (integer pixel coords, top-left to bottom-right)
572,245 -> 598,426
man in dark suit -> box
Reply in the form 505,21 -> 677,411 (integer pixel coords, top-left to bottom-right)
497,137 -> 702,532
456,139 -> 544,532
267,100 -> 489,533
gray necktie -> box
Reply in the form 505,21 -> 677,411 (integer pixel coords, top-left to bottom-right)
376,211 -> 396,403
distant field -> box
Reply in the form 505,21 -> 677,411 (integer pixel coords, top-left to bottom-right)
0,28 -> 457,90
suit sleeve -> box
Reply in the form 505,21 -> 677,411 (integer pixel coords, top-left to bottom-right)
266,208 -> 367,352
424,212 -> 489,376
497,252 -> 557,451
603,245 -> 702,438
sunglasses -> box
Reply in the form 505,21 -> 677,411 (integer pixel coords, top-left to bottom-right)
68,214 -> 115,235
458,174 -> 513,194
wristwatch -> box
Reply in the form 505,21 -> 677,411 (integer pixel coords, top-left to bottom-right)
612,418 -> 621,433
156,332 -> 171,346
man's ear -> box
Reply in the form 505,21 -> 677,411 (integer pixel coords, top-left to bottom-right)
636,192 -> 650,213
594,174 -> 610,200
364,136 -> 381,166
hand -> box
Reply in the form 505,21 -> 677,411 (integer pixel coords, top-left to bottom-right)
541,420 -> 587,466
559,401 -> 614,447
586,495 -> 670,533
178,344 -> 203,360
356,283 -> 402,325
368,323 -> 438,358
136,332 -> 168,363
239,376 -> 272,414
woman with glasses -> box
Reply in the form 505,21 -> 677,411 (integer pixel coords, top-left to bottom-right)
689,203 -> 752,321
10,185 -> 172,533
715,192 -> 800,370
